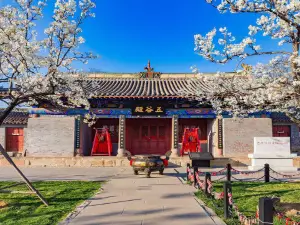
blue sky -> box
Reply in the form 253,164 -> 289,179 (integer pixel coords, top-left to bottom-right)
1,0 -> 289,73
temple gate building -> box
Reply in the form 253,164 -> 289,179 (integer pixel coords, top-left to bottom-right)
1,62 -> 300,164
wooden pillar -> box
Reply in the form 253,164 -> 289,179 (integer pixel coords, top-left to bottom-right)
170,115 -> 179,157
117,115 -> 126,157
74,116 -> 82,156
80,119 -> 92,156
217,118 -> 223,156
264,163 -> 270,183
223,181 -> 232,219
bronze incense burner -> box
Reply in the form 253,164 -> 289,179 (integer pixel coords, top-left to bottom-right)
127,151 -> 171,178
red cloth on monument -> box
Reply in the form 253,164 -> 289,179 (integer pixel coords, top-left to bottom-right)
91,129 -> 112,156
180,128 -> 202,156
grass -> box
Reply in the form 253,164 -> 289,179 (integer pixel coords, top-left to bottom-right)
195,189 -> 240,225
0,181 -> 101,225
195,182 -> 300,225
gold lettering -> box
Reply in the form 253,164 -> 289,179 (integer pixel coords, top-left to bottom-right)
135,107 -> 144,113
155,106 -> 163,113
145,106 -> 154,113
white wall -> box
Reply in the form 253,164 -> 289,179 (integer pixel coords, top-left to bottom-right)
223,118 -> 272,157
25,117 -> 75,157
0,127 -> 5,149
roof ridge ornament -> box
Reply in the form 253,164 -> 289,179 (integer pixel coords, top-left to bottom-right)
139,60 -> 161,78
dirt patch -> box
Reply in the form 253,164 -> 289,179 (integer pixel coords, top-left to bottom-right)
278,203 -> 300,217
0,201 -> 8,209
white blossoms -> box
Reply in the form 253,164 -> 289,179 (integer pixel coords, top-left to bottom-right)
0,0 -> 97,123
78,37 -> 85,44
248,25 -> 259,36
192,0 -> 300,122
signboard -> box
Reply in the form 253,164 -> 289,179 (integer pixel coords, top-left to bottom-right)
253,137 -> 291,156
131,104 -> 166,116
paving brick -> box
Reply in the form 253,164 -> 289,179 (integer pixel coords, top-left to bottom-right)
67,168 -> 216,225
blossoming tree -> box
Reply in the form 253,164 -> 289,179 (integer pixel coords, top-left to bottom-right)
193,0 -> 300,122
0,0 -> 96,126
0,0 -> 96,205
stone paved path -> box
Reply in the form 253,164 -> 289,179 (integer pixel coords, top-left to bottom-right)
67,168 -> 216,225
0,167 -> 122,181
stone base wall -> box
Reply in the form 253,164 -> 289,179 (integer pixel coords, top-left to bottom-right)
223,118 -> 272,157
294,157 -> 300,168
3,156 -> 295,168
0,156 -> 190,167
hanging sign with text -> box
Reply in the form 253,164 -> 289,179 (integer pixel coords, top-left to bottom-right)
131,104 -> 166,116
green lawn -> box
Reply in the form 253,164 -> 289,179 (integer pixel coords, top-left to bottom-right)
195,182 -> 300,225
0,181 -> 101,225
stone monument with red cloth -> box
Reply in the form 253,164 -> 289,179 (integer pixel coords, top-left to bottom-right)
91,128 -> 112,156
180,128 -> 202,156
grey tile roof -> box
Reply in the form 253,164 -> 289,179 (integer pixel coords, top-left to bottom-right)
83,78 -> 209,98
0,109 -> 28,125
0,88 -> 9,97
271,112 -> 292,123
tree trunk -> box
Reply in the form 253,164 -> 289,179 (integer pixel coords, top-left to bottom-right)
292,31 -> 300,79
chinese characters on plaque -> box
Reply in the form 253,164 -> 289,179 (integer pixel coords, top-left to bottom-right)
132,105 -> 165,115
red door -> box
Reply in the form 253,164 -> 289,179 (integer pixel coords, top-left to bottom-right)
6,128 -> 24,152
126,119 -> 171,155
272,125 -> 290,137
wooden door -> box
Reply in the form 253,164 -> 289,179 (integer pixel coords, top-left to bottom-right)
272,125 -> 290,137
6,128 -> 24,152
126,119 -> 171,155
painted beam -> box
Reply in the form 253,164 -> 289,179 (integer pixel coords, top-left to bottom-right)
27,107 -> 271,119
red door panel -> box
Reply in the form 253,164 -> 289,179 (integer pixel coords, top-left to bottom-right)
6,127 -> 24,152
126,119 -> 171,155
272,125 -> 290,137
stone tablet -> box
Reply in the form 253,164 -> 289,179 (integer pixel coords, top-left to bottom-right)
253,137 -> 290,157
249,137 -> 297,171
